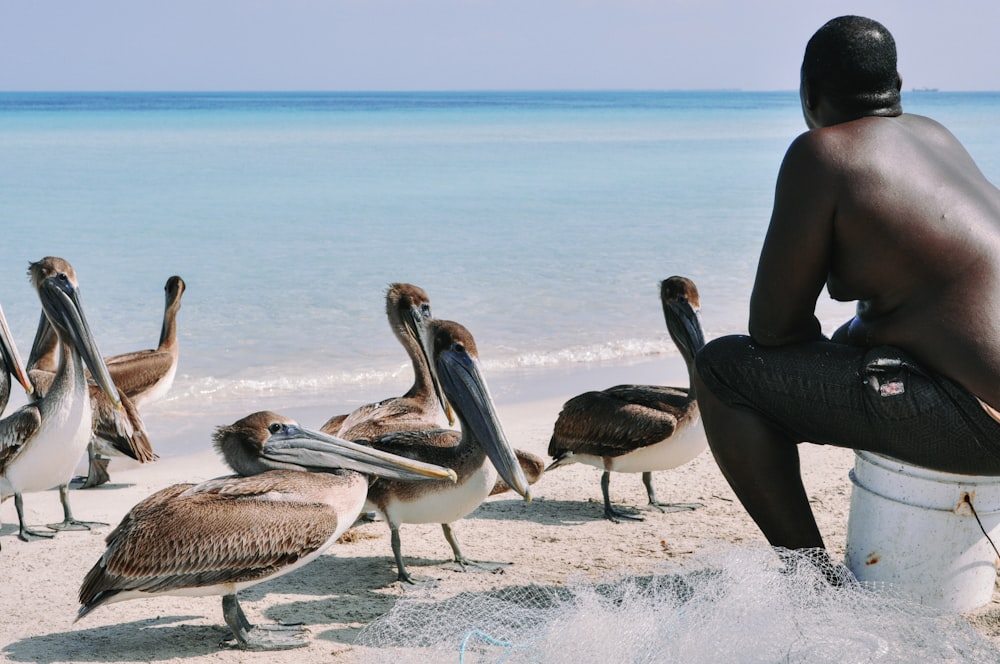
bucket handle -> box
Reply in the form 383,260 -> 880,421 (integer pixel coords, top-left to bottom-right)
963,493 -> 1000,576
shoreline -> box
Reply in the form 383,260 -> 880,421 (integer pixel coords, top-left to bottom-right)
3,357 -> 1000,661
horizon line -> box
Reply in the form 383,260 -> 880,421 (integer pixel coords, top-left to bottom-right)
0,87 -> 989,95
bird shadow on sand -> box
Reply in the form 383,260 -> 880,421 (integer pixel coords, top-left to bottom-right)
473,496 -> 642,524
68,481 -> 138,492
2,616 -> 225,663
2,552 -> 442,661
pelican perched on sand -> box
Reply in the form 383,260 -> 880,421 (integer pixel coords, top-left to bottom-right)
28,276 -> 182,487
77,411 -> 455,651
1,257 -> 122,542
322,283 -> 453,439
323,283 -> 541,498
105,275 -> 185,408
360,319 -> 532,585
547,276 -> 707,522
0,304 -> 32,416
27,313 -> 155,489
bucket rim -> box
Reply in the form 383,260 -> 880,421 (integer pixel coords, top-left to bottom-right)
854,450 -> 1000,486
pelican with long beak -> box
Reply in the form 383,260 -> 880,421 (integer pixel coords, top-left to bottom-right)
27,316 -> 154,489
77,411 -> 456,651
322,282 -> 454,438
360,319 -> 531,585
323,284 -> 541,499
0,303 -> 32,416
546,276 -> 708,522
27,276 -> 183,488
1,257 -> 121,542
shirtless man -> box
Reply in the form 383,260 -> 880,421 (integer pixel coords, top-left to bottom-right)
693,15 -> 1000,556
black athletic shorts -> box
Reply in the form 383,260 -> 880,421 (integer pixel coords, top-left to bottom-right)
695,335 -> 1000,475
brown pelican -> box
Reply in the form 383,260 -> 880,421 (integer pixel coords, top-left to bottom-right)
322,282 -> 453,439
27,276 -> 181,487
360,319 -> 532,585
104,275 -> 185,408
78,274 -> 183,485
76,411 -> 456,651
1,257 -> 122,541
27,314 -> 155,489
0,304 -> 32,416
489,449 -> 546,496
323,284 -> 539,498
546,276 -> 707,522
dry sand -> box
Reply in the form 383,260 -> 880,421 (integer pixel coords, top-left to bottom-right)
3,360 -> 1000,662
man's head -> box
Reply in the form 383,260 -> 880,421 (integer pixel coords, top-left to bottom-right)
801,16 -> 902,124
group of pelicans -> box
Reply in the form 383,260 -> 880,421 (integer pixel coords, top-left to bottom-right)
0,257 -> 708,651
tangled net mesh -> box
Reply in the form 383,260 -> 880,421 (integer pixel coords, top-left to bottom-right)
356,545 -> 998,663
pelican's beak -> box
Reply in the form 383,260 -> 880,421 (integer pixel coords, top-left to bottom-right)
665,297 -> 705,359
437,342 -> 532,503
0,304 -> 32,394
262,424 -> 457,482
407,305 -> 455,426
38,275 -> 120,408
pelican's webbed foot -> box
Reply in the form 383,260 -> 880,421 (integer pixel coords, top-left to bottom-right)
642,472 -> 702,514
439,558 -> 512,574
601,471 -> 644,523
221,594 -> 310,651
396,570 -> 440,589
604,504 -> 645,523
19,525 -> 57,541
13,494 -> 57,541
47,518 -> 109,531
47,484 -> 108,531
71,452 -> 111,489
439,523 -> 511,573
391,526 -> 439,589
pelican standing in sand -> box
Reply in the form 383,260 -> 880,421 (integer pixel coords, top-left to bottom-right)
322,282 -> 453,438
77,411 -> 456,651
27,312 -> 155,489
546,276 -> 708,522
28,275 -> 183,487
0,304 -> 32,416
324,283 -> 543,498
1,257 -> 122,541
360,318 -> 532,585
104,275 -> 185,408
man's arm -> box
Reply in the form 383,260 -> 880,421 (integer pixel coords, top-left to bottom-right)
749,132 -> 838,346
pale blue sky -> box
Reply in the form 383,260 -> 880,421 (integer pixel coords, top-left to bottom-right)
2,1 -> 998,91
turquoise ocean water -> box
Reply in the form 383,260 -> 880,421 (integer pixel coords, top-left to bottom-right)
1,90 -> 998,455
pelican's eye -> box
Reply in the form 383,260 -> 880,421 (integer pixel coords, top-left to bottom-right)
421,303 -> 431,318
453,342 -> 465,353
268,422 -> 283,434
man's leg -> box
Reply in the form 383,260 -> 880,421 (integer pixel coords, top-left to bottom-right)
693,367 -> 824,549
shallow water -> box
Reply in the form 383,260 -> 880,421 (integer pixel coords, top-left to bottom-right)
1,90 -> 996,454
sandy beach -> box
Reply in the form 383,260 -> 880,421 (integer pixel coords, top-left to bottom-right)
3,359 -> 1000,662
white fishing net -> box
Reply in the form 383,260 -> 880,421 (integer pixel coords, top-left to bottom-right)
355,545 -> 998,663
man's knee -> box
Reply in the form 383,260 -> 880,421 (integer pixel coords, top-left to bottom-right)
695,334 -> 756,391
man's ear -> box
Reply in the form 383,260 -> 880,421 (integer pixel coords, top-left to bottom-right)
802,77 -> 819,110
895,73 -> 903,92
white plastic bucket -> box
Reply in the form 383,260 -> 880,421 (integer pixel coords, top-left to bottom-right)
845,450 -> 1000,612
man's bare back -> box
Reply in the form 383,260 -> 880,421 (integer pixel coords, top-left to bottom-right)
693,15 -> 1000,557
752,111 -> 1000,408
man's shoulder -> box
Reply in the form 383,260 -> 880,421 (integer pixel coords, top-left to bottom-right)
780,128 -> 842,177
786,114 -> 951,169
